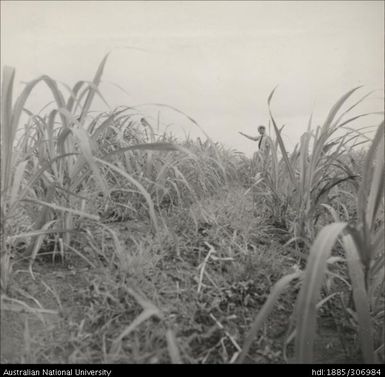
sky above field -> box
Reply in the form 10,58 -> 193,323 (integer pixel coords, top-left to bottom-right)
1,1 -> 384,155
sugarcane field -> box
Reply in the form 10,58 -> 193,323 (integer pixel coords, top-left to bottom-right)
1,1 -> 384,367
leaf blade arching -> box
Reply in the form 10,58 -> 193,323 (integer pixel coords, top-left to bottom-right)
237,271 -> 302,363
342,233 -> 376,363
295,222 -> 347,363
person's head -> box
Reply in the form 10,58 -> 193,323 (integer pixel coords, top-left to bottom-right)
258,125 -> 266,135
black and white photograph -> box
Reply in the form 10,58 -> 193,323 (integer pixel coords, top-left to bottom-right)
1,0 -> 384,369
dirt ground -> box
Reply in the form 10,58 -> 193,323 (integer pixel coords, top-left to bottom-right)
1,193 -> 364,364
1,253 -> 360,364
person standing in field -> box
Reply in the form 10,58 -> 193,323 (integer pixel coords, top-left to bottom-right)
239,125 -> 272,171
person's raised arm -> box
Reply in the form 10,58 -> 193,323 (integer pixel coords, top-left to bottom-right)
238,132 -> 259,141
